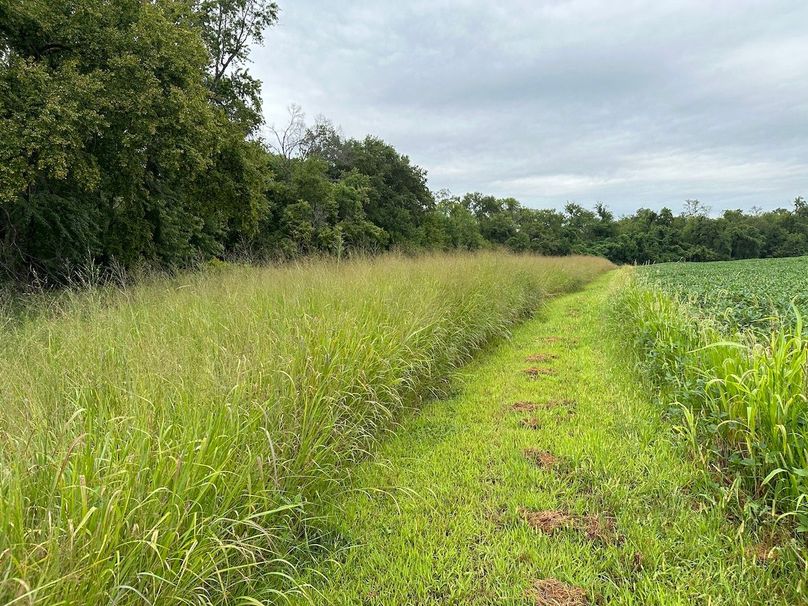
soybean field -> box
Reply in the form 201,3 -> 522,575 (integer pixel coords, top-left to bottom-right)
640,256 -> 808,331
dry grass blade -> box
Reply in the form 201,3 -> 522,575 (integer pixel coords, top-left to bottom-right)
529,579 -> 588,605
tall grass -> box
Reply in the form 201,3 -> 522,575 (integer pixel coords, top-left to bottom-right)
616,271 -> 808,527
0,253 -> 611,605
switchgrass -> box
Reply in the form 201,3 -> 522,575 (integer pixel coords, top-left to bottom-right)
617,270 -> 808,538
0,253 -> 611,605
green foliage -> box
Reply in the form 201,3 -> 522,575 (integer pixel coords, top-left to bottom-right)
256,156 -> 388,257
640,256 -> 808,331
602,199 -> 808,264
195,0 -> 279,131
340,137 -> 434,247
429,193 -> 486,251
0,0 -> 273,282
619,261 -> 808,536
0,253 -> 611,604
0,1 -> 805,285
332,172 -> 387,252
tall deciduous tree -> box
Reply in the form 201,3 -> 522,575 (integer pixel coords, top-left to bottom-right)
195,0 -> 278,132
0,0 -> 271,280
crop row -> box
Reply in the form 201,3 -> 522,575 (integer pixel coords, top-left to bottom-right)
640,256 -> 808,332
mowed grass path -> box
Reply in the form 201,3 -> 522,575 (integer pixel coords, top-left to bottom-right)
293,274 -> 798,605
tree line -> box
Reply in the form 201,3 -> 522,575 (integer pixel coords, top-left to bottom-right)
1,1 -> 806,284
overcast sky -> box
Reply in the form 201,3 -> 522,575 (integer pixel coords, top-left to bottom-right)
253,1 -> 808,215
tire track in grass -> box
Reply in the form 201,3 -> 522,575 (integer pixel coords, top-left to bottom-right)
291,274 -> 799,605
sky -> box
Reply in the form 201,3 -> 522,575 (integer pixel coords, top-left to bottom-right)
253,0 -> 808,215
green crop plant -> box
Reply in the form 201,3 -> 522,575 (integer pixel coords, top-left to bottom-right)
641,256 -> 808,332
618,267 -> 808,533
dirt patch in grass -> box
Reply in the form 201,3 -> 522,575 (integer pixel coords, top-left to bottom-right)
511,401 -> 540,413
631,551 -> 644,573
519,508 -> 620,543
582,513 -> 620,544
518,509 -> 576,535
521,417 -> 541,430
526,353 -> 557,363
529,579 -> 588,605
746,533 -> 783,564
690,499 -> 709,513
743,527 -> 787,565
523,367 -> 556,378
524,448 -> 559,469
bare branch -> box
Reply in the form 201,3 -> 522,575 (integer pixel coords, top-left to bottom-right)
267,104 -> 306,159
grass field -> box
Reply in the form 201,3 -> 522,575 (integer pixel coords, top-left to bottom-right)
0,253 -> 611,605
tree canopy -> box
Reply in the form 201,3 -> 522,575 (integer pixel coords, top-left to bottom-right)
0,1 -> 805,284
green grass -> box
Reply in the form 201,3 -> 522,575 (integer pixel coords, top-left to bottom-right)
0,253 -> 611,605
286,274 -> 801,605
641,256 -> 808,331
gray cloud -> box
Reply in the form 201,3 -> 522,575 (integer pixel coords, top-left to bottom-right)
253,0 -> 808,214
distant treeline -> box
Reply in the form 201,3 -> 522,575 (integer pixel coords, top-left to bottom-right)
1,1 -> 806,284
447,195 -> 808,264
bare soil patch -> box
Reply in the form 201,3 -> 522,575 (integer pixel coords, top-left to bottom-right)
511,401 -> 540,413
631,551 -> 644,572
524,448 -> 559,469
519,508 -> 620,544
582,513 -> 620,544
519,509 -> 576,535
746,542 -> 779,564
